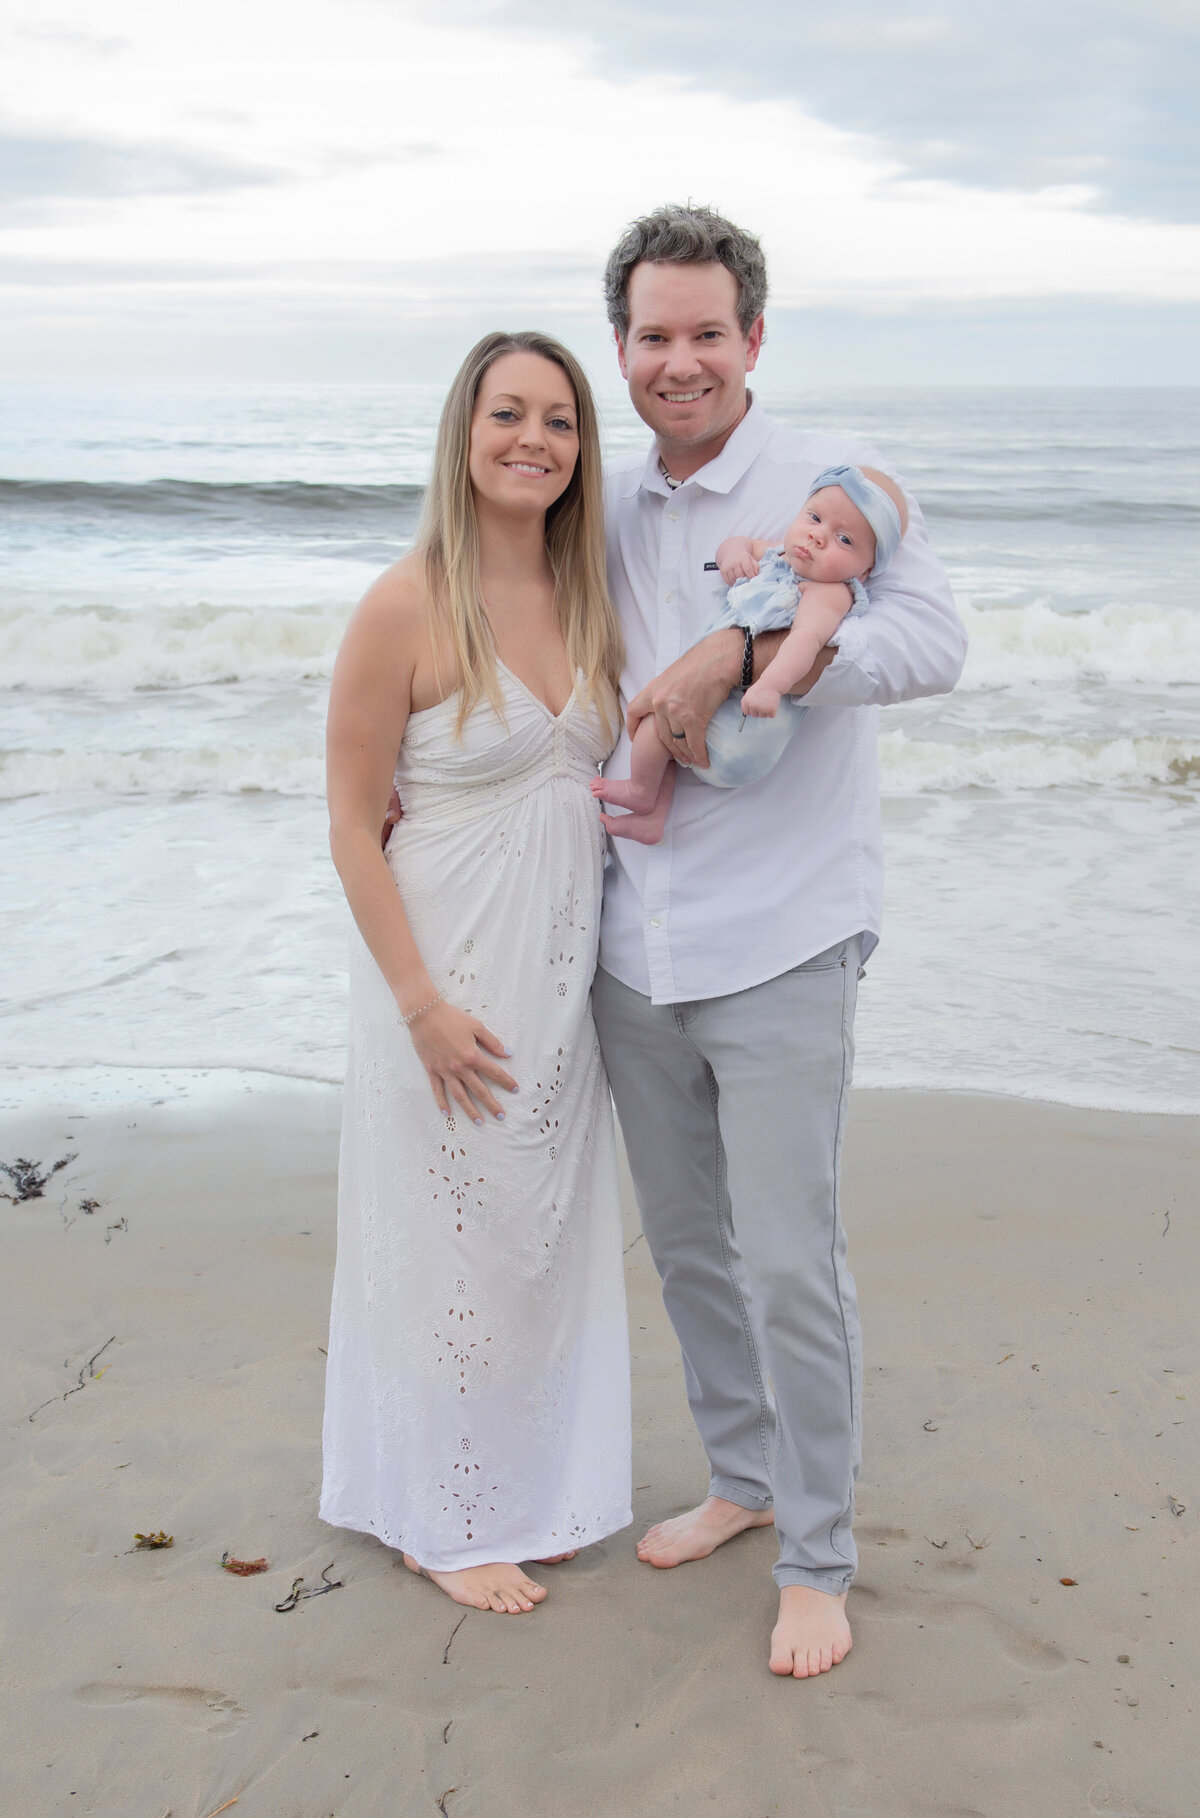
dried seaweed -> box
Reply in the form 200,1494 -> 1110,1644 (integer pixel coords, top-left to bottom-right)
274,1562 -> 342,1611
134,1531 -> 174,1550
27,1335 -> 116,1421
220,1552 -> 269,1576
1,1153 -> 75,1203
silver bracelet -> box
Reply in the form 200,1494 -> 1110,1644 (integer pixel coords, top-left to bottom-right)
402,988 -> 446,1027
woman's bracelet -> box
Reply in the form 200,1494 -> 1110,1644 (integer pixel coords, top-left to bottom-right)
401,988 -> 446,1027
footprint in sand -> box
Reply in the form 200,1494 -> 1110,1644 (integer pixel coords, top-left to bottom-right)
330,1677 -> 384,1703
74,1684 -> 247,1735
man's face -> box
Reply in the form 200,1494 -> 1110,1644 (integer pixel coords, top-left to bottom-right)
617,261 -> 763,465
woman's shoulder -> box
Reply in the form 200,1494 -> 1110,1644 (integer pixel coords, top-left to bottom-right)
355,550 -> 429,630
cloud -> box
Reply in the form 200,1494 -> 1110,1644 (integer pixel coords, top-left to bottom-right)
436,0 -> 1200,223
0,130 -> 278,210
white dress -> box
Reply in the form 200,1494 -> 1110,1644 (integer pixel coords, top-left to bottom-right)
320,665 -> 632,1570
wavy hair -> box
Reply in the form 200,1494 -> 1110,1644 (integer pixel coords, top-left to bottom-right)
416,330 -> 622,740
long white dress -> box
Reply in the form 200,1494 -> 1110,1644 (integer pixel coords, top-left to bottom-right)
320,665 -> 632,1570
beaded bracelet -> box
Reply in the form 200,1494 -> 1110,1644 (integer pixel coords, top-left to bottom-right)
402,988 -> 446,1027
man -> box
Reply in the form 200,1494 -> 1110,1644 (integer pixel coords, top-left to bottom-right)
590,204 -> 967,1678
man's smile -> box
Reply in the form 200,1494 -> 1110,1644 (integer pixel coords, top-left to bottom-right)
659,389 -> 709,404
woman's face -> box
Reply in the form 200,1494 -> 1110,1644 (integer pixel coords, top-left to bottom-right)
468,351 -> 580,518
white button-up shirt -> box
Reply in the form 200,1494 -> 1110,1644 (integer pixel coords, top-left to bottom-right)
599,398 -> 967,1005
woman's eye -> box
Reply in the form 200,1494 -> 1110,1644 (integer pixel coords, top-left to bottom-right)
548,417 -> 575,432
492,408 -> 518,422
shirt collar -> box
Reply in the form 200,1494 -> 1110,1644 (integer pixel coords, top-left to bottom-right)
625,393 -> 772,500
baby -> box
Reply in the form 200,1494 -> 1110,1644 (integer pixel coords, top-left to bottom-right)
592,463 -> 908,843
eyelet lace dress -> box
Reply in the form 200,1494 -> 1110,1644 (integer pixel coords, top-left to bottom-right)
320,666 -> 632,1569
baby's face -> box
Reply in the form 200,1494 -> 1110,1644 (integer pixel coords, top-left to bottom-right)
783,487 -> 876,585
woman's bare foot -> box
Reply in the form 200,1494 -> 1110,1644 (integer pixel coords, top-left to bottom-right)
534,1551 -> 577,1564
769,1586 -> 852,1678
403,1553 -> 546,1613
636,1495 -> 774,1567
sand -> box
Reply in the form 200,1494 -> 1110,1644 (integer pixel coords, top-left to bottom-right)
1,1073 -> 1195,1818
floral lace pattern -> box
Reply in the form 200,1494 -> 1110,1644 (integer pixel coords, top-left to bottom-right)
320,672 -> 632,1569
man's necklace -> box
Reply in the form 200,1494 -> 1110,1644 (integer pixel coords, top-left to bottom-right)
658,457 -> 682,491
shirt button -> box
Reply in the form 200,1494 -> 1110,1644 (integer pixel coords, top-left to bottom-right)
663,592 -> 674,603
668,511 -> 679,521
649,918 -> 661,928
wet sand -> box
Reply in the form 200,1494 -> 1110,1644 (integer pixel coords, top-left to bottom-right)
2,1075 -> 1195,1818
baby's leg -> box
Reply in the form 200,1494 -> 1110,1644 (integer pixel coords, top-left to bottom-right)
591,716 -> 672,813
600,764 -> 676,845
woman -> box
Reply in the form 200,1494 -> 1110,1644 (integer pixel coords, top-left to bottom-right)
320,332 -> 631,1614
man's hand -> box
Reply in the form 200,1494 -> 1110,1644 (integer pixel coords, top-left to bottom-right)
626,628 -> 743,769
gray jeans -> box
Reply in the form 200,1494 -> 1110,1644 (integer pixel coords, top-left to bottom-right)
592,938 -> 862,1592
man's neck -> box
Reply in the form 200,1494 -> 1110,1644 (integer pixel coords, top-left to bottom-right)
656,390 -> 752,485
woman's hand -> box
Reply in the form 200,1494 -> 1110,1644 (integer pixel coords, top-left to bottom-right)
408,1000 -> 517,1124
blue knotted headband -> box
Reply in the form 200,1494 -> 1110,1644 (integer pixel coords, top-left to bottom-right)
805,464 -> 903,579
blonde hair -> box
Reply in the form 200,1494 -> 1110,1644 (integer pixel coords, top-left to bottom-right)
416,330 -> 623,739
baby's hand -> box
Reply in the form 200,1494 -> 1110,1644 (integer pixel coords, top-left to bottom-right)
716,536 -> 759,584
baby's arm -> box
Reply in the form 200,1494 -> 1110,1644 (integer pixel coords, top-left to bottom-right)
716,535 -> 777,583
591,713 -> 675,815
741,581 -> 855,718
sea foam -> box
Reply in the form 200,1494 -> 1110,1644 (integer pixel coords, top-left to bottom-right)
4,597 -> 1198,694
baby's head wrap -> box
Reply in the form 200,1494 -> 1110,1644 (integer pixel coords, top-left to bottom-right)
805,464 -> 903,579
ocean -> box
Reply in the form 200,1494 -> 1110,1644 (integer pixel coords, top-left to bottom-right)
1,381 -> 1197,1113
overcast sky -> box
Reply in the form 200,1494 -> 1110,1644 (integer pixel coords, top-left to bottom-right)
1,0 -> 1197,385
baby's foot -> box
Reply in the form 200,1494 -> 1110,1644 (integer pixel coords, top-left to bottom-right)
741,681 -> 782,718
403,1553 -> 546,1613
599,809 -> 667,846
591,775 -> 659,813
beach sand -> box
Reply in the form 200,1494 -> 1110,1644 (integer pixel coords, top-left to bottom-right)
2,1074 -> 1195,1818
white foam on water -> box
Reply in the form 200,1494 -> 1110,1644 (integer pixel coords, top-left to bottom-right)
0,602 -> 349,690
0,745 -> 324,799
879,731 -> 1200,793
5,596 -> 1200,694
958,598 -> 1200,689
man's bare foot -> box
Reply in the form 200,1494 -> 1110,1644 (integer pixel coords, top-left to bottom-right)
769,1585 -> 852,1678
403,1553 -> 546,1613
636,1495 -> 774,1567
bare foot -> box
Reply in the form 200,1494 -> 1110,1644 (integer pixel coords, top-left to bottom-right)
599,808 -> 668,845
768,1585 -> 852,1678
534,1551 -> 577,1564
636,1495 -> 774,1567
403,1553 -> 546,1613
590,775 -> 659,813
